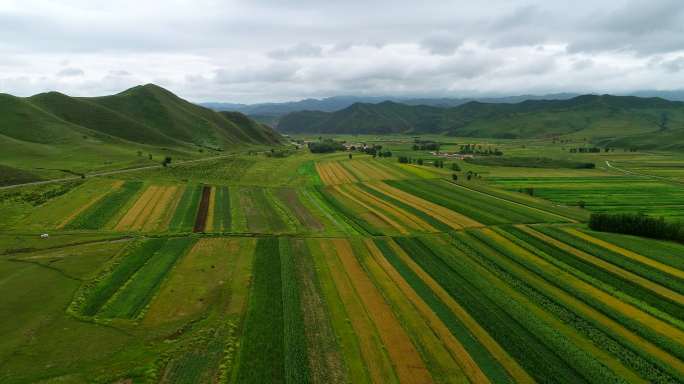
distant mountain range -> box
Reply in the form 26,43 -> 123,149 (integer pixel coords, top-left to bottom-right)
277,95 -> 684,151
201,90 -> 684,119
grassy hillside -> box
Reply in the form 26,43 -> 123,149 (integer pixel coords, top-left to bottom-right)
278,95 -> 684,149
0,84 -> 281,182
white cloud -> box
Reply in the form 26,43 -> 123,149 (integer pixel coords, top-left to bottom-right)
1,0 -> 684,102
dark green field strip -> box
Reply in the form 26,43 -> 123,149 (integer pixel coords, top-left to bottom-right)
449,231 -> 678,384
99,237 -> 194,319
391,236 -> 587,383
376,238 -> 513,383
498,226 -> 684,323
465,229 -> 684,367
65,181 -> 143,230
193,185 -> 212,232
213,186 -> 232,231
387,179 -> 555,225
234,238 -> 285,383
280,239 -> 310,383
356,183 -> 453,232
80,238 -> 166,316
169,185 -> 202,232
315,186 -> 377,235
580,230 -> 684,271
534,226 -> 684,296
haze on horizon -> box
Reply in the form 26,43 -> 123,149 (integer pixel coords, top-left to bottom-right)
1,0 -> 684,103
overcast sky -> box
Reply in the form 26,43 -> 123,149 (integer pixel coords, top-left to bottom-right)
1,0 -> 684,103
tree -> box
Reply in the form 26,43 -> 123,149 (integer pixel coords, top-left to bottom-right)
162,156 -> 172,167
417,159 -> 424,166
349,153 -> 353,159
148,153 -> 152,160
452,174 -> 458,181
451,162 -> 461,171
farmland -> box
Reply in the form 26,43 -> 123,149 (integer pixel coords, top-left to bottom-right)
1,138 -> 684,383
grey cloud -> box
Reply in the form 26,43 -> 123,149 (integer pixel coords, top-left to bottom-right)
56,67 -> 84,77
268,43 -> 323,60
420,31 -> 463,55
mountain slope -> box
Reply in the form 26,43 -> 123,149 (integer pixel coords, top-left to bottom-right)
0,84 -> 281,181
277,95 -> 684,148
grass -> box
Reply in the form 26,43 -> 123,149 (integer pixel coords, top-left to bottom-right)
465,156 -> 596,169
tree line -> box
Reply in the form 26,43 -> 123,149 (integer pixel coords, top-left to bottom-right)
589,213 -> 683,244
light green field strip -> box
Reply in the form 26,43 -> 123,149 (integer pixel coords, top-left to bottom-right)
385,239 -> 535,384
520,226 -> 684,305
447,181 -> 578,223
300,187 -> 357,234
229,186 -> 248,232
474,228 -> 684,377
563,228 -> 684,280
362,239 -> 484,384
316,239 -> 398,384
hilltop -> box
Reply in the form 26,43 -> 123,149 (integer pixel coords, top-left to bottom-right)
277,95 -> 684,150
0,84 -> 281,181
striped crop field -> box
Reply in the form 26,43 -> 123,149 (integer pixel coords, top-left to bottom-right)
316,159 -> 424,185
7,151 -> 684,383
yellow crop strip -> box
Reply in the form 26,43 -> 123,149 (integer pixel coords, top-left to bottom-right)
333,185 -> 410,234
315,162 -> 336,185
205,186 -> 216,232
478,227 -> 684,376
317,239 -> 399,384
333,239 -> 434,384
344,184 -> 436,232
131,186 -> 166,230
565,228 -> 684,280
454,232 -> 650,384
142,186 -> 179,232
520,226 -> 684,305
386,238 -> 536,384
364,239 -> 485,384
370,181 -> 484,229
114,185 -> 158,231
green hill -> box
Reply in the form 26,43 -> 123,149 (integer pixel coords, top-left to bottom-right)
278,95 -> 684,149
0,84 -> 281,182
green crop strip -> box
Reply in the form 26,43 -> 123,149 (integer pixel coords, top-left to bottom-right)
66,181 -> 143,230
356,183 -> 453,233
501,226 -> 684,324
581,230 -> 684,271
314,186 -> 376,235
213,186 -> 232,231
81,238 -> 166,316
169,185 -> 202,232
535,226 -> 684,295
280,239 -> 310,383
99,237 -> 194,319
234,237 -> 285,383
489,227 -> 681,383
393,236 -> 586,383
465,229 -> 684,371
375,238 -> 513,383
